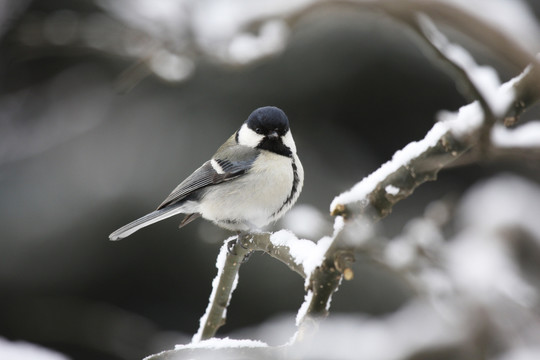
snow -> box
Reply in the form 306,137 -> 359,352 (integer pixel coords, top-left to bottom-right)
437,0 -> 540,54
293,218 -> 344,323
0,337 -> 69,360
98,0 -> 540,67
417,14 -> 515,116
192,238 -> 240,343
270,230 -> 333,285
384,237 -> 416,270
385,217 -> 444,270
446,175 -> 540,307
447,228 -> 537,307
458,174 -> 540,244
228,20 -> 289,64
149,50 -> 194,81
491,121 -> 540,148
97,0 -> 189,41
330,120 -> 448,212
295,290 -> 313,326
176,337 -> 268,350
193,215 -> 344,344
437,102 -> 484,137
385,185 -> 399,196
289,300 -> 467,360
270,230 -> 315,266
92,0 -> 540,86
332,215 -> 345,234
146,338 -> 268,360
281,204 -> 329,239
191,0 -> 314,61
497,347 -> 540,360
330,54 -> 527,213
303,237 -> 333,281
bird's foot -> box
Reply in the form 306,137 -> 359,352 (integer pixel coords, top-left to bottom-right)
226,232 -> 252,262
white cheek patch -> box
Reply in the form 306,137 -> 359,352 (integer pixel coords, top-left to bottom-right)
237,123 -> 263,147
282,130 -> 297,153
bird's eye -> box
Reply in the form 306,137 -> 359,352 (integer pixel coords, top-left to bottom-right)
255,128 -> 263,134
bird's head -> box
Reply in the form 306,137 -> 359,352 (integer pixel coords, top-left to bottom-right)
236,106 -> 296,157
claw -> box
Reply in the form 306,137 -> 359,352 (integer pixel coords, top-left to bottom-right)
226,233 -> 252,260
241,251 -> 253,263
227,238 -> 238,255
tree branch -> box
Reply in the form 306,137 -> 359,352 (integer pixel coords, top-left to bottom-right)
193,237 -> 251,342
330,17 -> 540,221
194,230 -> 329,340
295,218 -> 356,329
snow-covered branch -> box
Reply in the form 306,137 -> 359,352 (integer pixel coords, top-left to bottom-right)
193,233 -> 302,342
144,338 -> 275,360
193,228 -> 354,341
192,239 -> 248,343
330,38 -> 537,220
491,121 -> 540,149
39,0 -> 536,89
294,217 -> 353,327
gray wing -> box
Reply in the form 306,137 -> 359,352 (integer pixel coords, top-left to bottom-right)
109,141 -> 259,240
157,155 -> 258,210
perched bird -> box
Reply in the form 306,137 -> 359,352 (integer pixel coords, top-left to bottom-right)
109,106 -> 304,241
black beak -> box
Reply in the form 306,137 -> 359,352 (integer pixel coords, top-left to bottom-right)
267,131 -> 279,140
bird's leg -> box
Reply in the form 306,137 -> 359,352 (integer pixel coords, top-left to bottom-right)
237,231 -> 251,249
226,236 -> 238,255
226,231 -> 253,262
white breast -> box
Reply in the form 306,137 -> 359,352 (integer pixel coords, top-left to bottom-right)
199,151 -> 303,231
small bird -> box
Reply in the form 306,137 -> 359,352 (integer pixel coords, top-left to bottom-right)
109,106 -> 304,240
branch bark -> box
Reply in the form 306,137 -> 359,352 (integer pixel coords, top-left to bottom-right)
193,238 -> 250,342
194,231 -> 319,340
304,243 -> 354,318
330,17 -> 540,221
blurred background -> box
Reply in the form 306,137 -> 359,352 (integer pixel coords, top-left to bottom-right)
1,0 -> 540,359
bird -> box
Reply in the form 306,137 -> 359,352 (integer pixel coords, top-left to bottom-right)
109,106 -> 304,241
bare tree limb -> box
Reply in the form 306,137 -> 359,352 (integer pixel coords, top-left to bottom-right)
193,238 -> 251,342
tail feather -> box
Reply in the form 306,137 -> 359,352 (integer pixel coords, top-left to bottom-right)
109,206 -> 186,241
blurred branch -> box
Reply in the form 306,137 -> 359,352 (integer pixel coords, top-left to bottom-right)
508,62 -> 540,122
331,17 -> 540,220
247,0 -> 538,69
405,13 -> 501,156
375,0 -> 537,69
299,242 -> 354,326
407,15 -> 496,120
